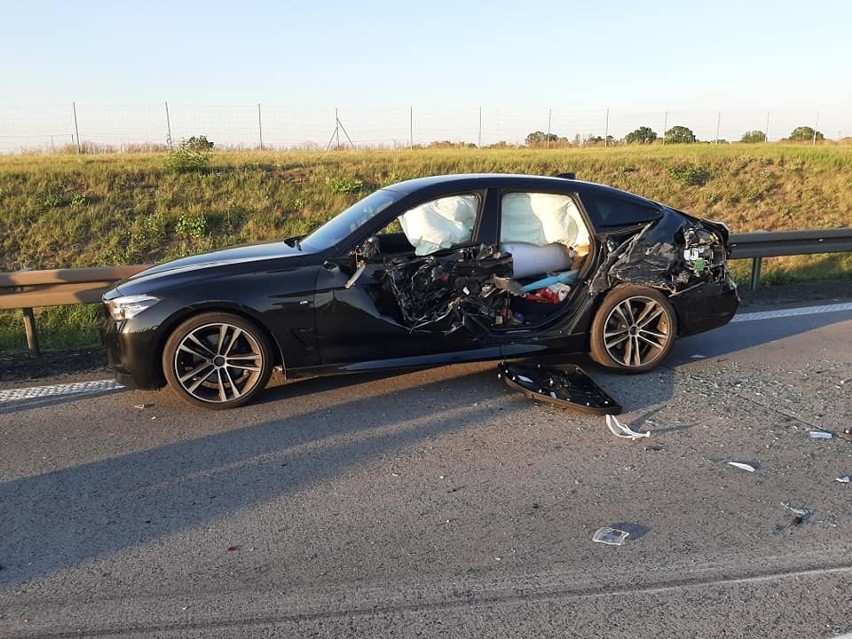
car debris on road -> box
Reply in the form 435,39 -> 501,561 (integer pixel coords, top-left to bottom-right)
605,414 -> 650,440
727,461 -> 757,472
497,362 -> 621,415
592,527 -> 631,546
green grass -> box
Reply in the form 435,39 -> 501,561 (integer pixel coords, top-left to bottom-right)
1,145 -> 850,350
0,305 -> 101,350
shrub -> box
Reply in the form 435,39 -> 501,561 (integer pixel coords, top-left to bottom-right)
175,213 -> 207,240
42,193 -> 64,207
326,176 -> 364,194
666,164 -> 712,186
184,135 -> 214,151
166,138 -> 212,174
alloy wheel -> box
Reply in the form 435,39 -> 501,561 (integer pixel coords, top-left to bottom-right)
171,321 -> 266,404
602,296 -> 672,368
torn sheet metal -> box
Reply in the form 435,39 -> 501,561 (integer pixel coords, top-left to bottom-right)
589,214 -> 732,296
498,362 -> 622,415
380,244 -> 514,334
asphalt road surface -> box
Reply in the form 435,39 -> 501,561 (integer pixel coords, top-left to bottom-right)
1,301 -> 851,638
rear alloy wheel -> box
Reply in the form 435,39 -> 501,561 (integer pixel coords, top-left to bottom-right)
590,286 -> 677,373
162,312 -> 273,409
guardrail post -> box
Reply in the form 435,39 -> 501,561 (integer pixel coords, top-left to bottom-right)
749,257 -> 762,291
22,307 -> 41,356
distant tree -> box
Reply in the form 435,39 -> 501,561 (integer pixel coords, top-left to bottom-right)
740,130 -> 766,143
624,126 -> 657,144
184,135 -> 214,151
788,126 -> 824,142
525,130 -> 559,146
665,125 -> 697,144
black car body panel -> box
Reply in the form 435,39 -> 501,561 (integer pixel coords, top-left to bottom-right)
498,362 -> 622,415
102,174 -> 739,394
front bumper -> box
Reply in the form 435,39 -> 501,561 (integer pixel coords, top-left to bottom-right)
101,299 -> 186,390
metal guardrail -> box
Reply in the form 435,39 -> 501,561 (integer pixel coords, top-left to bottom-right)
728,228 -> 852,290
0,265 -> 149,355
1,227 -> 850,354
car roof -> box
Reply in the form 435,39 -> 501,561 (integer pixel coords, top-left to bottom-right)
383,173 -> 661,208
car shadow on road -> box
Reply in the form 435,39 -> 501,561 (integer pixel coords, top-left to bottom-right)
0,366 -> 527,587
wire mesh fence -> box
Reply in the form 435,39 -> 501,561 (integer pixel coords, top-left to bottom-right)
0,103 -> 846,154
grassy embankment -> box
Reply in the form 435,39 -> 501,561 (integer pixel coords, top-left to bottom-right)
1,144 -> 850,350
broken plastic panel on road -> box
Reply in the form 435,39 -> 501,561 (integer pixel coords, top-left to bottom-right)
498,362 -> 622,415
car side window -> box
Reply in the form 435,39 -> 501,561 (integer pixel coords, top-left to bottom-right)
582,194 -> 661,227
395,194 -> 481,256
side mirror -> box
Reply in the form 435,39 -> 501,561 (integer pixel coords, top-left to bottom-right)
360,236 -> 381,262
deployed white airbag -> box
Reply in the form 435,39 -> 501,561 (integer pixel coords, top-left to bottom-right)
500,192 -> 589,247
399,195 -> 479,256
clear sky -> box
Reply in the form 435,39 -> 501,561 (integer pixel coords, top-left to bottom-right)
2,0 -> 851,147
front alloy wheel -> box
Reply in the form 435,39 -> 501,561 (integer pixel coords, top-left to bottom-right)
590,286 -> 677,373
162,312 -> 273,409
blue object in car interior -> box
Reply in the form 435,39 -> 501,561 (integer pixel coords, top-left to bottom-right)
521,270 -> 578,293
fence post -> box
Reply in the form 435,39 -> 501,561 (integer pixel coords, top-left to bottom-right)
546,108 -> 552,149
258,103 -> 264,150
165,101 -> 173,147
72,102 -> 82,154
22,308 -> 40,356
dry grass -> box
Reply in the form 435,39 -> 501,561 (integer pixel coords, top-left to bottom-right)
1,145 -> 849,348
1,144 -> 849,271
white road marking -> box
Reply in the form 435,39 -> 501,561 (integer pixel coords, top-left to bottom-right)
731,301 -> 852,323
0,379 -> 124,404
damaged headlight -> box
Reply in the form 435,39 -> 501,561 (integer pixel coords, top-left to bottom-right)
106,294 -> 160,320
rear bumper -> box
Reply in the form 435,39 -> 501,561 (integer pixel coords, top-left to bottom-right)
671,277 -> 740,337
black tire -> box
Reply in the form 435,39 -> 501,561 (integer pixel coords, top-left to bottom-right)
162,312 -> 274,409
589,285 -> 677,373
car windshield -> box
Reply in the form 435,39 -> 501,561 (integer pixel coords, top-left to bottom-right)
300,188 -> 401,251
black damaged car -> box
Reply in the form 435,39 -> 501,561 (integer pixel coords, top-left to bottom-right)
102,174 -> 739,409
